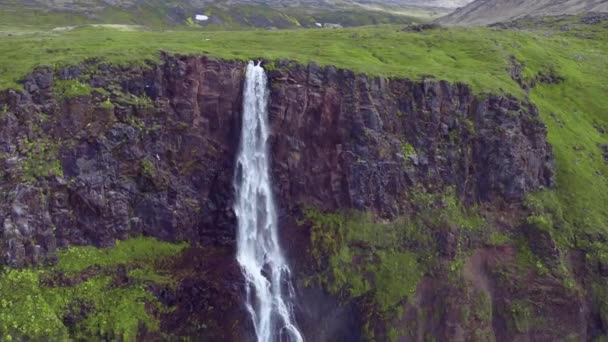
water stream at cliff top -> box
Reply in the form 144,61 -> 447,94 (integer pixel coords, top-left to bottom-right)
234,61 -> 304,342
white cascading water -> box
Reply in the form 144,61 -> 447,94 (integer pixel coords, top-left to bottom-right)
234,61 -> 304,342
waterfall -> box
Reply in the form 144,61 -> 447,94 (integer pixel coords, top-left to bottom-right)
234,61 -> 304,342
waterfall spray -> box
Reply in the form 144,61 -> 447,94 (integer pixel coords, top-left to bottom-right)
234,61 -> 304,342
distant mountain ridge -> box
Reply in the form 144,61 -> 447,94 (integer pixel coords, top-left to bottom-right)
438,0 -> 608,26
2,0 -> 472,10
0,0 -> 472,13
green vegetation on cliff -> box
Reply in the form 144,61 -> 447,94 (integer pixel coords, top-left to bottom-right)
304,187 -> 486,338
305,209 -> 426,309
53,79 -> 93,99
20,136 -> 64,183
0,237 -> 187,340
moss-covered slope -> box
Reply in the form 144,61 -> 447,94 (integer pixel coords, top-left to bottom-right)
0,237 -> 186,340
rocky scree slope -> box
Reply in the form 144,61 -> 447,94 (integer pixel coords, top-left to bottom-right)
438,0 -> 608,26
0,55 -> 604,340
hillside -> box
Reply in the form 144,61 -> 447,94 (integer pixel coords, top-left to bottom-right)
438,0 -> 608,26
0,0 -> 468,29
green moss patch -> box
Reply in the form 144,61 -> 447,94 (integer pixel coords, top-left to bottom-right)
0,237 -> 187,340
304,186 -> 485,339
56,236 -> 186,274
53,79 -> 92,99
20,137 -> 63,183
306,208 -> 427,312
0,269 -> 68,341
508,300 -> 544,333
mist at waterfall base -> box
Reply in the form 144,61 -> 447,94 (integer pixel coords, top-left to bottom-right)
233,61 -> 304,342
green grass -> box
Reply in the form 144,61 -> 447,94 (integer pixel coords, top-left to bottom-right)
0,25 -> 530,96
53,79 -> 92,98
518,18 -> 608,241
56,236 -> 187,274
0,237 -> 187,340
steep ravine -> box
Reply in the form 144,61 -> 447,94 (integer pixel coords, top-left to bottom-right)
0,55 -> 604,340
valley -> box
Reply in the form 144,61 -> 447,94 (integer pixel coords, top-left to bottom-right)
0,0 -> 464,30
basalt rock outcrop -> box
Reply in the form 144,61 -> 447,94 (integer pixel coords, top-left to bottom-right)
267,61 -> 553,218
0,55 -> 582,341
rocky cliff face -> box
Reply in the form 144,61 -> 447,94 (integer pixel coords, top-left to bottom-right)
1,56 -> 244,265
267,61 -> 553,215
1,55 -> 598,341
0,56 -> 248,339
